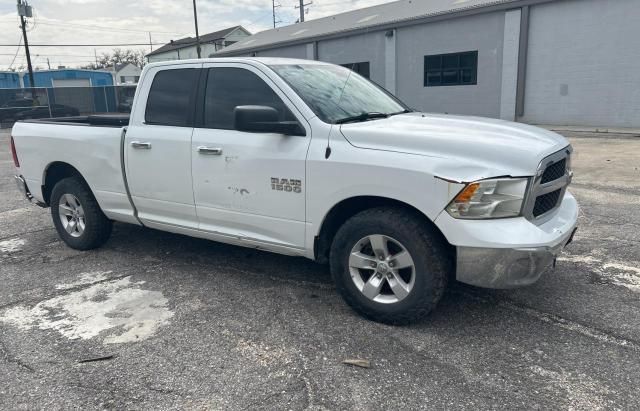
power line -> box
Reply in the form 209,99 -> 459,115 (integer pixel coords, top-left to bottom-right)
0,43 -> 166,47
0,16 -> 185,35
244,10 -> 278,30
34,20 -> 185,35
310,0 -> 384,7
0,53 -> 99,57
7,33 -> 23,70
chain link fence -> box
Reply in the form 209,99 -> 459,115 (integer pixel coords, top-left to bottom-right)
0,85 -> 136,129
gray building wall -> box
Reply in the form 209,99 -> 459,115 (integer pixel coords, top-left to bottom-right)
395,11 -> 505,118
521,0 -> 640,127
255,44 -> 308,59
317,31 -> 387,86
217,0 -> 639,128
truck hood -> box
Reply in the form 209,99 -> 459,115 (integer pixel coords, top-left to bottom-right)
339,113 -> 570,182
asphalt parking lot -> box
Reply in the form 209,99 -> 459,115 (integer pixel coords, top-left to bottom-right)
1,128 -> 639,409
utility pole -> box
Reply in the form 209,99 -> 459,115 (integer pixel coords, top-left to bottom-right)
148,32 -> 153,52
46,57 -> 50,70
271,0 -> 281,29
17,0 -> 34,88
272,0 -> 276,28
295,0 -> 312,23
94,48 -> 98,68
192,0 -> 201,58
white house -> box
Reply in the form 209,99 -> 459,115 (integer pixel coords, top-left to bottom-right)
146,26 -> 251,63
113,63 -> 142,85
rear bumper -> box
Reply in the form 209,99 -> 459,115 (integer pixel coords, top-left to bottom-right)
14,175 -> 33,201
435,191 -> 579,289
14,175 -> 46,207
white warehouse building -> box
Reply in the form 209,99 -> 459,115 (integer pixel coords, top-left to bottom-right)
214,0 -> 640,128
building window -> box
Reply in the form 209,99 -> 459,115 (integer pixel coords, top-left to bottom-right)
341,62 -> 370,79
424,51 -> 477,87
120,76 -> 126,83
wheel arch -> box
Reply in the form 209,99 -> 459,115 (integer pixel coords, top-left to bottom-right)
314,195 -> 451,264
42,162 -> 91,206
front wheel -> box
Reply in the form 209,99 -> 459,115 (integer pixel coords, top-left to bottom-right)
330,207 -> 451,324
50,176 -> 113,250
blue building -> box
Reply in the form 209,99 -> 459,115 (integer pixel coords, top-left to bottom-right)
0,72 -> 21,88
22,69 -> 114,88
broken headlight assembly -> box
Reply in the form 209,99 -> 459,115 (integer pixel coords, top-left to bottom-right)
446,177 -> 529,219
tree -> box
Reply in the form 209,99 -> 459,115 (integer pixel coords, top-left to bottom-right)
82,49 -> 146,70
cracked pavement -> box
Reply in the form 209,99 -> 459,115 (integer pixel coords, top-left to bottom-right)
1,128 -> 640,409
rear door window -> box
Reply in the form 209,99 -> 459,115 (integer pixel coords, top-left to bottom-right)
145,68 -> 199,126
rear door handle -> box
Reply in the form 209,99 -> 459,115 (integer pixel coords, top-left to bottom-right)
198,146 -> 223,155
131,141 -> 152,149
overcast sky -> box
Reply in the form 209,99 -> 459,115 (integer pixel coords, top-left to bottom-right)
0,0 -> 390,70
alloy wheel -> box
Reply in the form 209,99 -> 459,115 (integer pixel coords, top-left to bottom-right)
58,193 -> 86,238
348,234 -> 416,304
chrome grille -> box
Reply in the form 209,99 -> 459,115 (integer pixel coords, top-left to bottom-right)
533,189 -> 562,217
541,158 -> 566,184
523,147 -> 572,223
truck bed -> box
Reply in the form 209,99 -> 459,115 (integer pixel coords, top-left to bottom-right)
11,115 -> 136,224
21,113 -> 130,127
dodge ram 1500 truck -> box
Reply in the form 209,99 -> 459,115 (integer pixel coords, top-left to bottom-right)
10,58 -> 578,323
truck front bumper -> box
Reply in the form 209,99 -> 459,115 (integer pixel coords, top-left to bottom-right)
435,191 -> 579,289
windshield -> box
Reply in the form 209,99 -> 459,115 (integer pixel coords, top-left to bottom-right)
269,63 -> 409,124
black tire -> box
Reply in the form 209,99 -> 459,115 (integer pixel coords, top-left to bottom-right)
330,207 -> 451,324
50,176 -> 112,250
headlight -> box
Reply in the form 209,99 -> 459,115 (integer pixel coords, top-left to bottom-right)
446,177 -> 529,219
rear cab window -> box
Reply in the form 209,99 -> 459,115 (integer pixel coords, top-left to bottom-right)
145,68 -> 200,127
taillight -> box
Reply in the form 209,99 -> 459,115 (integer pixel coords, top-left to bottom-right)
10,136 -> 20,168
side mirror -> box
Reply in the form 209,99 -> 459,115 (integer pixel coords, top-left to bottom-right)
234,105 -> 306,136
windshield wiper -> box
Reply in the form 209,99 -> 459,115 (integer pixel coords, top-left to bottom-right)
388,109 -> 413,117
335,112 -> 389,124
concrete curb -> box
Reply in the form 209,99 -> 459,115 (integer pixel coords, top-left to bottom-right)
537,124 -> 640,135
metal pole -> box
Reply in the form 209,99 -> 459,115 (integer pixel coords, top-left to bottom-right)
45,87 -> 52,118
272,0 -> 276,28
114,85 -> 119,112
192,0 -> 202,58
515,6 -> 530,118
18,1 -> 34,90
299,0 -> 304,23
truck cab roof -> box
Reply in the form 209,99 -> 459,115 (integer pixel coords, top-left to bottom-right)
144,57 -> 334,70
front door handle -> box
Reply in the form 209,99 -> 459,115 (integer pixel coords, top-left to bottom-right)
198,146 -> 223,155
131,141 -> 152,149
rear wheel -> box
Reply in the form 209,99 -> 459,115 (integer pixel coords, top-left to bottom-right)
330,207 -> 451,324
50,176 -> 112,250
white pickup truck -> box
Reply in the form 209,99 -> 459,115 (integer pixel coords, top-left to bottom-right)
10,58 -> 578,323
